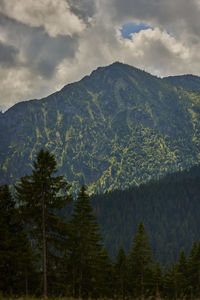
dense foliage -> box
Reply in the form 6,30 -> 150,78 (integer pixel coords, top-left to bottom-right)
1,62 -> 200,194
15,149 -> 72,298
1,150 -> 200,299
66,185 -> 103,298
0,185 -> 37,295
91,164 -> 200,263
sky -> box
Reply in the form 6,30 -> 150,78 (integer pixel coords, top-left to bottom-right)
0,0 -> 200,110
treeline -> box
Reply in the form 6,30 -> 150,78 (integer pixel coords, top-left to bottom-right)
1,150 -> 200,299
92,164 -> 200,263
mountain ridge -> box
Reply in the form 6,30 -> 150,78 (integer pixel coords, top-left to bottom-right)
2,61 -> 200,112
0,62 -> 200,194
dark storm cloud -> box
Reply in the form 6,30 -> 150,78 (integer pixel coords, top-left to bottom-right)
0,40 -> 19,67
0,12 -> 78,79
24,31 -> 78,78
110,0 -> 200,38
67,0 -> 96,22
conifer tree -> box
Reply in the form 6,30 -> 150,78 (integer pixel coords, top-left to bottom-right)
129,221 -> 153,299
151,261 -> 163,299
114,245 -> 128,300
69,185 -> 103,299
15,149 -> 72,298
96,248 -> 113,298
163,264 -> 179,300
176,249 -> 188,298
0,185 -> 36,296
187,241 -> 200,298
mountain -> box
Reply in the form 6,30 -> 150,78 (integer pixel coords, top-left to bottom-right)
0,62 -> 200,193
91,164 -> 200,263
163,74 -> 200,92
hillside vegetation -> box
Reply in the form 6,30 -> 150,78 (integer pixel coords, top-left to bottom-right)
0,62 -> 200,193
1,151 -> 200,300
92,164 -> 200,263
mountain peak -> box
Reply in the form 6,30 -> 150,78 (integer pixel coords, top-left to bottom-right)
92,61 -> 143,74
1,62 -> 200,194
89,61 -> 126,75
80,61 -> 158,92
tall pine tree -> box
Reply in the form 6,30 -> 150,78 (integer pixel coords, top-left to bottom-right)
187,241 -> 200,298
129,221 -> 153,299
0,185 -> 36,296
113,245 -> 128,300
68,185 -> 103,299
15,149 -> 72,298
96,248 -> 113,298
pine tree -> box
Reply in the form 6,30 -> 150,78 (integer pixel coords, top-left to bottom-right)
113,245 -> 128,300
0,185 -> 36,296
164,263 -> 179,300
129,221 -> 153,299
96,247 -> 113,298
151,261 -> 163,299
69,185 -> 103,299
187,241 -> 200,298
15,149 -> 72,298
176,249 -> 188,298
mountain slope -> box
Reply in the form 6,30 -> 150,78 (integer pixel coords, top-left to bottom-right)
163,74 -> 200,92
91,164 -> 200,263
0,62 -> 200,193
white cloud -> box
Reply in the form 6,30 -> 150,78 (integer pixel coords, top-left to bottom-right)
0,0 -> 85,37
0,67 -> 37,107
1,0 -> 200,109
118,28 -> 190,76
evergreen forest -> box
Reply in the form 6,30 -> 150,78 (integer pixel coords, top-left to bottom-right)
1,149 -> 200,300
91,164 -> 200,264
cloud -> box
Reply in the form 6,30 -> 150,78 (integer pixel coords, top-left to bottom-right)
1,0 -> 200,109
23,31 -> 78,79
108,0 -> 200,41
0,13 -> 79,78
67,0 -> 96,23
0,0 -> 86,37
0,11 -> 79,107
120,23 -> 152,39
0,40 -> 19,67
118,28 -> 190,76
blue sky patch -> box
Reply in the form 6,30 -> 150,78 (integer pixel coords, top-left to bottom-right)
120,23 -> 152,39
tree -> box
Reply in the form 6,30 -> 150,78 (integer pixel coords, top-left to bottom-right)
151,261 -> 163,299
176,249 -> 188,298
113,245 -> 128,300
129,221 -> 153,299
15,149 -> 72,298
164,263 -> 179,300
187,241 -> 200,298
0,185 -> 36,296
68,185 -> 103,298
96,247 -> 114,298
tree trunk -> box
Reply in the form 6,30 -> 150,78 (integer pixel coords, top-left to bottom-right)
73,266 -> 76,298
141,268 -> 144,300
25,268 -> 29,297
42,189 -> 47,299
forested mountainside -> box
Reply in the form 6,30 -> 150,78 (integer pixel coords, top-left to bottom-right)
0,62 -> 200,193
0,149 -> 200,300
163,74 -> 200,92
91,164 -> 200,264
1,149 -> 200,299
